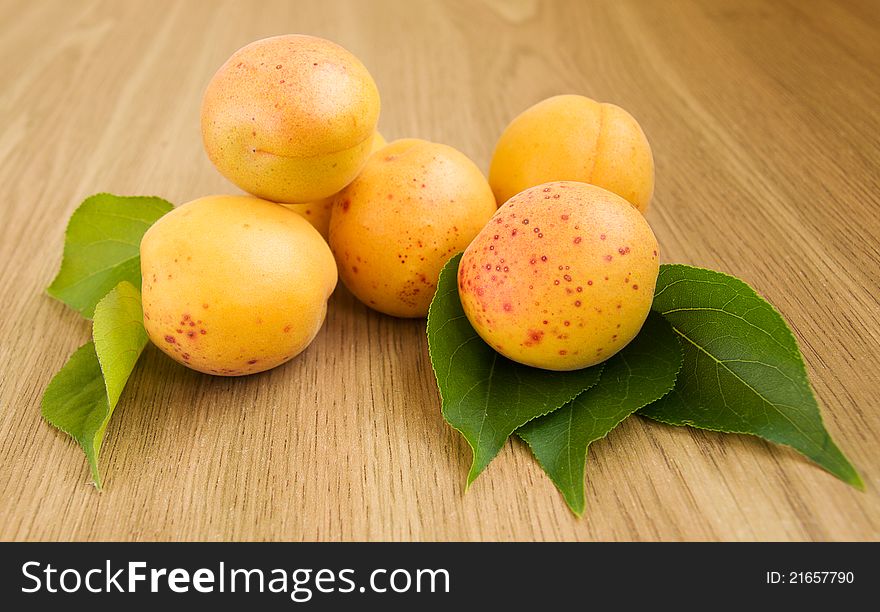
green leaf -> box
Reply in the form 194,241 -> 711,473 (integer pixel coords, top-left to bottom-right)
518,311 -> 683,516
42,281 -> 148,489
93,280 -> 149,407
641,264 -> 862,489
47,193 -> 173,318
427,253 -> 603,487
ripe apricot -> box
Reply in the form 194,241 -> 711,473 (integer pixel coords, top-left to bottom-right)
140,195 -> 337,376
329,138 -> 497,317
458,181 -> 659,370
201,35 -> 380,204
282,132 -> 387,239
489,95 -> 654,213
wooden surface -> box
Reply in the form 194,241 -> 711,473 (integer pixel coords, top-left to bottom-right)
1,0 -> 878,542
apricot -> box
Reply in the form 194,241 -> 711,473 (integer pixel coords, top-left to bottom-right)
201,35 -> 381,204
282,132 -> 387,239
329,138 -> 497,317
489,95 -> 654,213
458,181 -> 659,371
140,195 -> 337,376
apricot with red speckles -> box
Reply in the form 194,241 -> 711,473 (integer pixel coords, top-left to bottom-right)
329,138 -> 497,317
141,195 -> 337,376
201,35 -> 380,203
489,95 -> 654,213
458,181 -> 659,371
282,132 -> 387,239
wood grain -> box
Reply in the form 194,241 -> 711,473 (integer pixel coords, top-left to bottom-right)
1,0 -> 878,541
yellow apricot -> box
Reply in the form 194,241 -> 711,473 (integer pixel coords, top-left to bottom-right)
201,35 -> 380,204
329,138 -> 497,318
489,95 -> 654,213
282,132 -> 387,239
458,181 -> 659,371
140,195 -> 337,376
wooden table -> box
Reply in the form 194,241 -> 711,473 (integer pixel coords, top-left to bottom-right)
1,0 -> 878,541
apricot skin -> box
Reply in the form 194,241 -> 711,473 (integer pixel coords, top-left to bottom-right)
489,95 -> 654,213
201,35 -> 380,204
140,195 -> 337,376
282,132 -> 387,239
329,138 -> 497,318
458,181 -> 659,371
